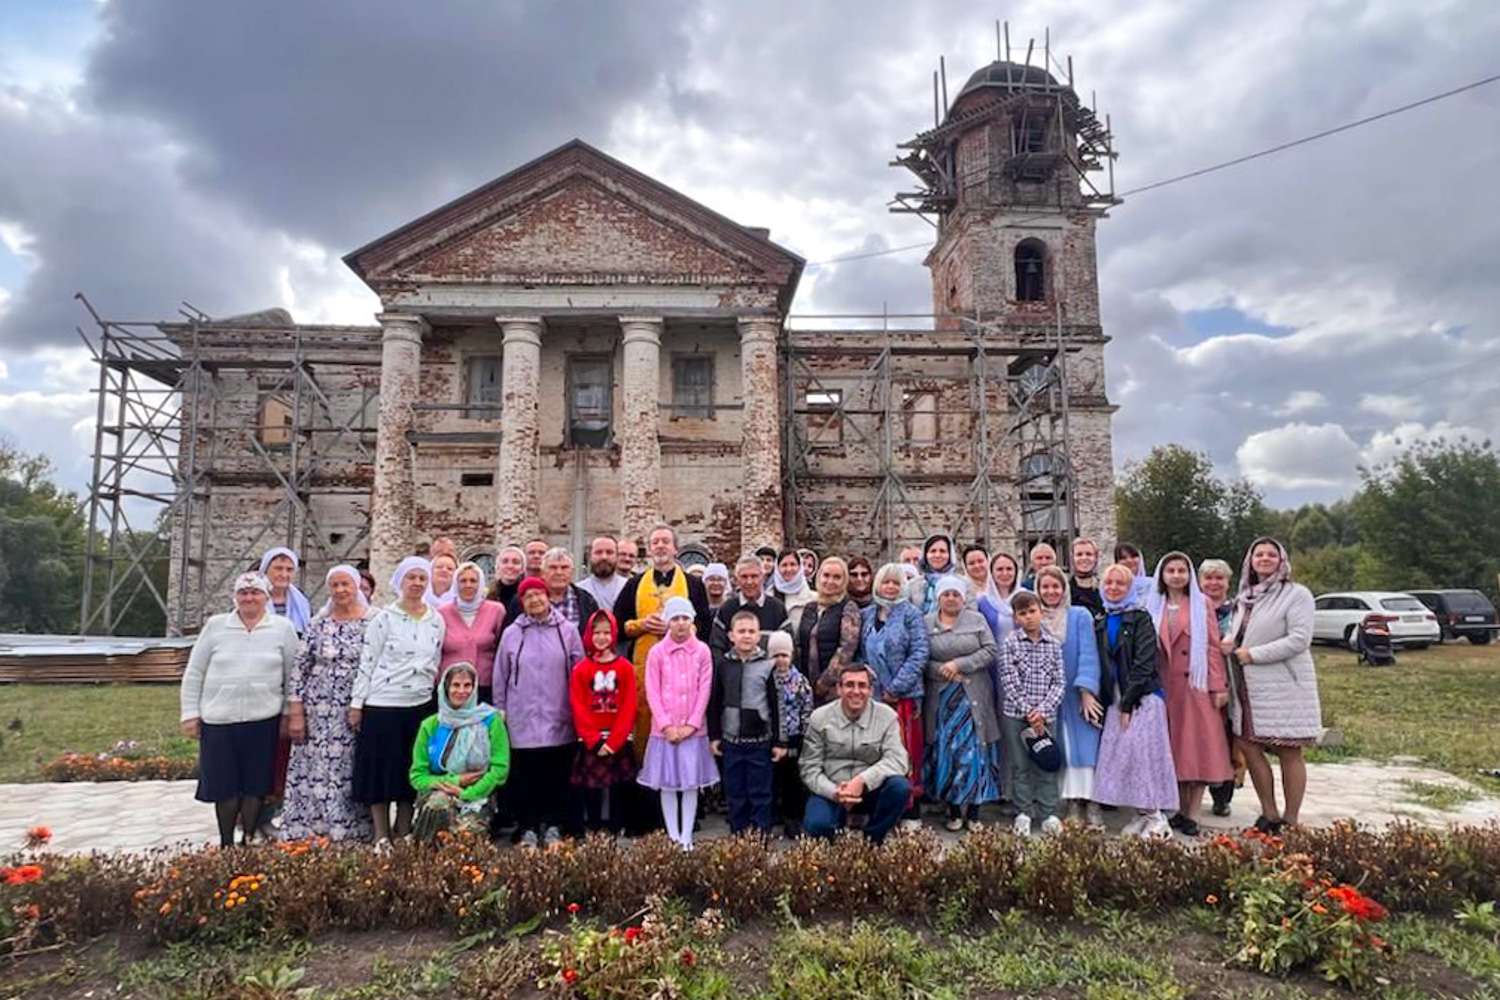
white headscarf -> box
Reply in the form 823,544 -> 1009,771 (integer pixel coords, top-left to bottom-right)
1034,565 -> 1072,643
452,561 -> 487,614
1147,551 -> 1210,691
259,547 -> 312,631
389,556 -> 433,602
316,564 -> 370,619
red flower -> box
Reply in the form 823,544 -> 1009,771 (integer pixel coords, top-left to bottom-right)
562,968 -> 579,985
566,902 -> 581,915
3,864 -> 44,885
680,948 -> 696,967
24,825 -> 51,848
624,925 -> 642,943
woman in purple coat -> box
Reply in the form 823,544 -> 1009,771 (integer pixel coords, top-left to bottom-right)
493,576 -> 585,848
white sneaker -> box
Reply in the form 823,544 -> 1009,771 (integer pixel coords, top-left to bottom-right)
518,829 -> 540,849
944,814 -> 965,832
965,817 -> 984,832
1085,802 -> 1105,829
1119,813 -> 1148,837
1140,811 -> 1172,839
900,818 -> 923,832
542,826 -> 563,848
1012,814 -> 1032,838
1040,815 -> 1063,837
372,837 -> 392,855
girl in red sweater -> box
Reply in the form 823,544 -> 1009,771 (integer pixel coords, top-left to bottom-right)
569,610 -> 639,833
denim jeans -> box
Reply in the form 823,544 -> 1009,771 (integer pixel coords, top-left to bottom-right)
721,741 -> 774,834
803,776 -> 912,843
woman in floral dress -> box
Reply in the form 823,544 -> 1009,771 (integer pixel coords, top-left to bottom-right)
281,565 -> 374,841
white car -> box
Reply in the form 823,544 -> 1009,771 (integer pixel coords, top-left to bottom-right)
1312,591 -> 1440,649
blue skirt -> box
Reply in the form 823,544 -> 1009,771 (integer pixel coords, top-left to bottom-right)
923,682 -> 1002,806
637,734 -> 720,791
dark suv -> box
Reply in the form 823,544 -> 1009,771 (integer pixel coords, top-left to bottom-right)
1407,590 -> 1498,645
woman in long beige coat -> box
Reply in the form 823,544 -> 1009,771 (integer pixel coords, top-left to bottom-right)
1224,537 -> 1321,833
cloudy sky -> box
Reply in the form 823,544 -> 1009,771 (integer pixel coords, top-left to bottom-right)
1,0 -> 1497,513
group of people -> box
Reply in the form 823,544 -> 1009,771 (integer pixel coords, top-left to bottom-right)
179,526 -> 1321,850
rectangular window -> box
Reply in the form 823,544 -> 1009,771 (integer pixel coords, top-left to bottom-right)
804,388 -> 843,447
1013,113 -> 1048,154
567,355 -> 613,448
460,472 -> 494,487
257,393 -> 293,448
671,355 -> 714,419
464,355 -> 501,417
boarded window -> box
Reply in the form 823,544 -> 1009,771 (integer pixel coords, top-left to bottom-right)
464,355 -> 501,416
805,388 -> 843,447
671,356 -> 714,418
567,355 -> 612,448
1015,239 -> 1046,302
257,394 -> 293,448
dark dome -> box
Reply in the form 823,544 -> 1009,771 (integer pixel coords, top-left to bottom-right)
953,60 -> 1060,103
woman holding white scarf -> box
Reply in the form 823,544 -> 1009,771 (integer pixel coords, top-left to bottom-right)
180,571 -> 298,847
281,565 -> 374,842
438,561 -> 506,705
259,547 -> 313,634
1146,552 -> 1230,838
350,556 -> 446,844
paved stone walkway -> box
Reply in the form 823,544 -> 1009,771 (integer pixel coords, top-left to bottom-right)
2,759 -> 1496,854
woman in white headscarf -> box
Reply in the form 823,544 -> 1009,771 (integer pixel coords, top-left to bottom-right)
259,547 -> 312,634
1146,552 -> 1230,838
1225,537 -> 1320,833
350,556 -> 446,844
437,560 -> 506,705
180,571 -> 299,847
282,565 -> 374,841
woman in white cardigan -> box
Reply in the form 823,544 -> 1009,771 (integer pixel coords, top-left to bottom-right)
180,571 -> 299,847
1224,537 -> 1321,833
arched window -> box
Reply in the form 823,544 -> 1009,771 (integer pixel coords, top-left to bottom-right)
1015,239 -> 1046,302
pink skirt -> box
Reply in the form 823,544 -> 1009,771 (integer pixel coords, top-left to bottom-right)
636,734 -> 720,791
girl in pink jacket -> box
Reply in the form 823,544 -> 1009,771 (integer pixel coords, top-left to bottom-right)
636,596 -> 718,849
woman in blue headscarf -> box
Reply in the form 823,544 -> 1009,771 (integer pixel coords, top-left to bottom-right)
409,661 -> 511,842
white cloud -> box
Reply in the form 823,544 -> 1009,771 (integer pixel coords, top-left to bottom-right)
1236,422 -> 1361,490
0,220 -> 38,259
1357,393 -> 1423,421
1360,420 -> 1488,470
1275,390 -> 1327,416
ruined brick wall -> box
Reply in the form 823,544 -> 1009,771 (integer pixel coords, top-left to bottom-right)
165,324 -> 381,631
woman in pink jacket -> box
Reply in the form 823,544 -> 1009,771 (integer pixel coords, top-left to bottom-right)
636,596 -> 718,849
437,562 -> 506,704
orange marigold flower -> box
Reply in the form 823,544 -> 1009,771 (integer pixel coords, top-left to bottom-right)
5,864 -> 44,885
1204,894 -> 1219,905
24,825 -> 52,847
1311,903 -> 1328,915
22,904 -> 40,921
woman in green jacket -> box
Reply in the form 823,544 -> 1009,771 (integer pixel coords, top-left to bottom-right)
409,662 -> 511,842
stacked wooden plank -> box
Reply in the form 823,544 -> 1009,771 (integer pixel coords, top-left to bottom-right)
0,635 -> 196,684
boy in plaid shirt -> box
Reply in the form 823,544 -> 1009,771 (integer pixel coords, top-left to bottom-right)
997,590 -> 1065,837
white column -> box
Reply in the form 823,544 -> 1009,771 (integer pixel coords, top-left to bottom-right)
370,312 -> 427,597
494,316 -> 544,548
618,315 -> 664,543
738,316 -> 784,551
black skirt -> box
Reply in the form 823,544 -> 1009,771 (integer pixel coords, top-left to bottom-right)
352,704 -> 430,805
195,715 -> 280,803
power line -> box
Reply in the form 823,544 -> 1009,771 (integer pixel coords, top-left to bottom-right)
804,70 -> 1500,269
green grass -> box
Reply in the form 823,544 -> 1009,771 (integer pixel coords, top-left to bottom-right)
0,683 -> 190,782
1398,779 -> 1483,812
1310,643 -> 1500,790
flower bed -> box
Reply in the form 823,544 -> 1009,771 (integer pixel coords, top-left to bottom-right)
3,820 -> 1498,989
39,740 -> 197,782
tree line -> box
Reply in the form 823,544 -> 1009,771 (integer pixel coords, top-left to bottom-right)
1114,440 -> 1500,601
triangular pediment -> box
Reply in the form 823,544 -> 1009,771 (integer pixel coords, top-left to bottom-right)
345,140 -> 802,302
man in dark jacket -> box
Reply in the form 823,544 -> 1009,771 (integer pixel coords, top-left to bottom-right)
710,555 -> 788,653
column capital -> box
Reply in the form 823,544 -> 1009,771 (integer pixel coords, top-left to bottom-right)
736,315 -> 781,344
618,315 -> 663,346
376,311 -> 428,344
495,315 -> 543,347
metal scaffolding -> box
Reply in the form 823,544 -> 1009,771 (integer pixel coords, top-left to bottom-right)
77,298 -> 382,635
779,311 -> 1088,561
